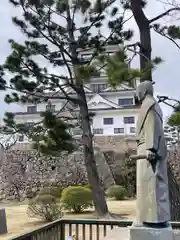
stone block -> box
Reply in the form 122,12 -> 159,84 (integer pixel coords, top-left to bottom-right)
0,208 -> 7,234
129,225 -> 174,240
104,225 -> 178,240
174,230 -> 180,240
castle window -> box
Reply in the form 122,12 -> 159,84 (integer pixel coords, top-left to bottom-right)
130,127 -> 136,133
18,135 -> 24,142
114,128 -> 124,134
91,84 -> 108,92
103,118 -> 113,125
118,98 -> 133,106
27,106 -> 37,113
93,128 -> 103,134
124,117 -> 135,124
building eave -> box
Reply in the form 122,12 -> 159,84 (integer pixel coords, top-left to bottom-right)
14,105 -> 139,116
87,105 -> 139,112
68,89 -> 136,97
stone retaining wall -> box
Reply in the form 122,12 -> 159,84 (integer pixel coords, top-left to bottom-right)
0,147 -> 115,200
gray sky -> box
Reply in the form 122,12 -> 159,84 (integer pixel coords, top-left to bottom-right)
0,0 -> 179,122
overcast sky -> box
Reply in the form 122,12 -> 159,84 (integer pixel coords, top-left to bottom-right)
0,0 -> 180,122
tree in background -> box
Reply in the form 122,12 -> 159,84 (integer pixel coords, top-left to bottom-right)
167,104 -> 180,144
130,0 -> 180,81
158,96 -> 180,147
115,148 -> 136,197
164,125 -> 179,147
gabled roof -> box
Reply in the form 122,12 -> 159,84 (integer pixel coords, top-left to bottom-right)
87,94 -> 119,109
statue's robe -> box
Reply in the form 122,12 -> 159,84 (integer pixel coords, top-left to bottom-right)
136,95 -> 170,223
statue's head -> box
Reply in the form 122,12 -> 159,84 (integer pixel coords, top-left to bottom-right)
135,81 -> 154,104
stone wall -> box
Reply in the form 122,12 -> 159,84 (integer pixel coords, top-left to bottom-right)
0,147 -> 115,200
95,136 -> 136,153
3,135 -> 137,200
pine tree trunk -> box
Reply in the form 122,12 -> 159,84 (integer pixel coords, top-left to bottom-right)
78,89 -> 109,217
66,9 -> 108,216
130,0 -> 152,81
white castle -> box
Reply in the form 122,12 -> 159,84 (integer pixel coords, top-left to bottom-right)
12,45 -> 140,151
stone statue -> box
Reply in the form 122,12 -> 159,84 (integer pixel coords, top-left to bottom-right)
134,81 -> 170,227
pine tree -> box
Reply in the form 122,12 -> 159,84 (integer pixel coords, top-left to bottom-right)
167,103 -> 180,144
0,0 -> 141,217
157,96 -> 180,146
130,0 -> 180,81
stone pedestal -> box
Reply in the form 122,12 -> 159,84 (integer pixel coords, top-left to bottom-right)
0,208 -> 7,234
104,224 -> 179,240
129,225 -> 173,240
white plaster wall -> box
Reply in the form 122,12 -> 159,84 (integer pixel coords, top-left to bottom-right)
13,99 -> 65,113
13,89 -> 136,114
92,111 -> 137,136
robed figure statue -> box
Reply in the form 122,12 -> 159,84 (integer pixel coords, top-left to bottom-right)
135,81 -> 170,227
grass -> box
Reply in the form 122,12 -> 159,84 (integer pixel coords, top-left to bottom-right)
0,199 -> 136,240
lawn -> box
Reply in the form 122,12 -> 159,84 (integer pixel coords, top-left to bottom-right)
0,200 -> 136,240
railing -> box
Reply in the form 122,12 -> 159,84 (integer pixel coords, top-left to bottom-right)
10,219 -> 180,240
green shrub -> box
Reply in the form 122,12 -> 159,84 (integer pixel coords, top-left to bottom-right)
84,184 -> 92,190
61,186 -> 94,213
107,185 -> 127,200
115,149 -> 136,198
27,195 -> 63,222
39,186 -> 62,199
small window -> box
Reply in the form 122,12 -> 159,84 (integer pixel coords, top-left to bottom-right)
130,127 -> 136,133
103,118 -> 113,125
91,84 -> 108,92
46,104 -> 55,112
118,98 -> 133,106
93,128 -> 103,135
124,117 -> 135,124
18,135 -> 24,142
27,106 -> 37,113
114,128 -> 124,134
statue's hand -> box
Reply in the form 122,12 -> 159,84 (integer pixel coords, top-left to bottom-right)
146,150 -> 156,162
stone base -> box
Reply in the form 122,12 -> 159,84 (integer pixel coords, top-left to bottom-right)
0,208 -> 7,234
104,224 -> 180,240
129,225 -> 173,240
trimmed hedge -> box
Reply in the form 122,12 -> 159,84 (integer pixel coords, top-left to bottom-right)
107,185 -> 127,200
61,186 -> 94,213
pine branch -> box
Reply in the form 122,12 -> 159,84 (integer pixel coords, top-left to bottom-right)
152,26 -> 180,50
4,84 -> 81,103
149,7 -> 180,23
21,3 -> 72,60
125,43 -> 149,61
80,0 -> 115,37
